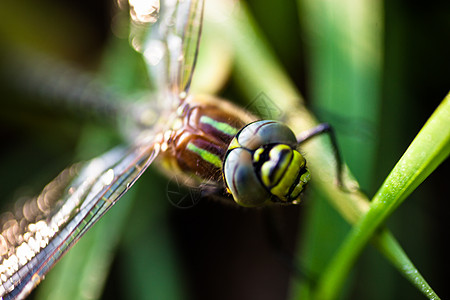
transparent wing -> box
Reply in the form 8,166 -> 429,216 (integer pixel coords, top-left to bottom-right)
0,143 -> 159,299
136,0 -> 205,100
177,0 -> 204,94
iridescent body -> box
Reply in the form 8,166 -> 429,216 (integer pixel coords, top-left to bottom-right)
158,95 -> 311,207
158,94 -> 251,185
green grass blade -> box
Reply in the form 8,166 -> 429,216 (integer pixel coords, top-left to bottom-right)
372,229 -> 439,300
206,1 -> 445,299
294,0 -> 383,297
297,0 -> 383,190
315,94 -> 450,300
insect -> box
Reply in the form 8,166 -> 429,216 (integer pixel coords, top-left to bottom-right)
0,0 -> 343,298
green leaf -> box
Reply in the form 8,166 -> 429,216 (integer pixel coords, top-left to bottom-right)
293,0 -> 383,296
207,1 -> 445,299
316,94 -> 450,300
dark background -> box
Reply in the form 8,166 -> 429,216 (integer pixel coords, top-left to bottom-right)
0,0 -> 448,299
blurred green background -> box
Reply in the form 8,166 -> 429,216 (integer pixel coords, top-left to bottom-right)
0,0 -> 448,299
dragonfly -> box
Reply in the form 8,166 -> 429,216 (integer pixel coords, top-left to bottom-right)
0,0 -> 344,298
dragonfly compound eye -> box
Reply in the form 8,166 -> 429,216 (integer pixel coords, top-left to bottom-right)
223,120 -> 311,207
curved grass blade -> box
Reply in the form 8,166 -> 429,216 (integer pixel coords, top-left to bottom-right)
294,0 -> 382,297
297,0 -> 382,190
204,1 -> 444,299
315,93 -> 450,300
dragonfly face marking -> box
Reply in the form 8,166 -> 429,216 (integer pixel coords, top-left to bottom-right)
223,121 -> 311,207
158,97 -> 311,207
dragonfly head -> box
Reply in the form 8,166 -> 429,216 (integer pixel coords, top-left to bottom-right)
223,121 -> 311,207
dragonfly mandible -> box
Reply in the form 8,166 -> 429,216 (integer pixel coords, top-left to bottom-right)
0,0 -> 343,298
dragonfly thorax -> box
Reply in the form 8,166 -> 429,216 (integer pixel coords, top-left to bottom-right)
158,97 -> 310,207
158,95 -> 249,186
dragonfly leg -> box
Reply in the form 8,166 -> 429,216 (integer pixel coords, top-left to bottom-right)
296,123 -> 345,189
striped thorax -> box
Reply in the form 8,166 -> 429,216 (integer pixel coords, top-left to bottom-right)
158,94 -> 252,186
159,95 -> 310,207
